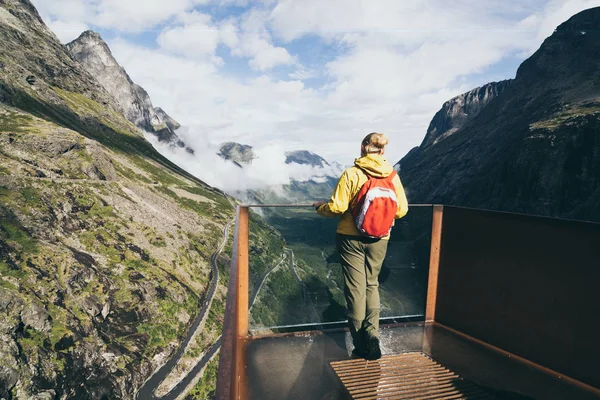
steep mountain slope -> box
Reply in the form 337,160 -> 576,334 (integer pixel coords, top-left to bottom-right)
0,1 -> 284,398
399,7 -> 600,223
155,107 -> 181,131
66,31 -> 191,153
0,106 -> 232,398
419,80 -> 512,150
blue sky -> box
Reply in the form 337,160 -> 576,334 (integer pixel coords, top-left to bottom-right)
30,0 -> 600,170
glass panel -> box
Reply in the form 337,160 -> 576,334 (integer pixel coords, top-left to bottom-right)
248,205 -> 432,333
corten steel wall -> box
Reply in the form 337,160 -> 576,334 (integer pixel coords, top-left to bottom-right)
435,206 -> 600,389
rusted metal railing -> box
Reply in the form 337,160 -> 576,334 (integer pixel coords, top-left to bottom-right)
216,204 -> 314,400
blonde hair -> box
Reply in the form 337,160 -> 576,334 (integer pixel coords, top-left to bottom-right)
362,132 -> 389,154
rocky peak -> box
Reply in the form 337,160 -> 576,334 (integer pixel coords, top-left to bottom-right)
66,31 -> 191,151
398,6 -> 600,223
0,0 -> 48,32
155,107 -> 181,131
557,6 -> 600,31
0,2 -> 125,127
420,80 -> 512,149
218,142 -> 256,167
515,7 -> 600,94
285,150 -> 330,168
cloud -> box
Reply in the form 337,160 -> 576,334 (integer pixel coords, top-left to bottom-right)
155,8 -> 294,70
157,12 -> 221,61
45,19 -> 90,43
95,0 -> 210,30
144,127 -> 341,194
223,9 -> 296,71
29,0 -> 600,173
31,0 -> 215,34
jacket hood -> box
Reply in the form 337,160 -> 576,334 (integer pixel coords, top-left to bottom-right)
354,154 -> 394,178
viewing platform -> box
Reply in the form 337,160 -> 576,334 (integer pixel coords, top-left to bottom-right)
216,205 -> 600,400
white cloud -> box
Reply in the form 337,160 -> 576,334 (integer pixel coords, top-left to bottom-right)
45,19 -> 90,43
29,0 -> 600,190
144,129 -> 340,194
218,20 -> 240,48
155,9 -> 294,70
108,41 -> 317,147
91,0 -> 210,30
31,0 -> 210,32
242,35 -> 294,70
288,65 -> 318,80
223,9 -> 295,71
158,12 -> 221,60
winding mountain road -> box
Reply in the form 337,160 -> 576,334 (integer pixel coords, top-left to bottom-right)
283,247 -> 322,325
249,251 -> 286,309
136,217 -> 234,400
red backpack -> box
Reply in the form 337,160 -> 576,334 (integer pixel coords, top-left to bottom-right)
351,170 -> 398,238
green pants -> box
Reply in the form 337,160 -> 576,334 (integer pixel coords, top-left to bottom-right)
336,234 -> 388,352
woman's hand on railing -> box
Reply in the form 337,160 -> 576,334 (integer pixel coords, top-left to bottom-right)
313,201 -> 326,210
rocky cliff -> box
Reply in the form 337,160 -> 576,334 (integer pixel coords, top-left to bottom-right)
0,1 -> 283,398
155,107 -> 181,131
420,80 -> 512,150
399,7 -> 600,223
66,31 -> 192,153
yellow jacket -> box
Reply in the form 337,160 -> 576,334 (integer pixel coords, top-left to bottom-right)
316,154 -> 409,239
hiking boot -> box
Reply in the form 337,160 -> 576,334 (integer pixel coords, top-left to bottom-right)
366,335 -> 382,360
351,348 -> 368,359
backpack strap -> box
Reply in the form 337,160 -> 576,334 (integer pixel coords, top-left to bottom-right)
351,167 -> 396,207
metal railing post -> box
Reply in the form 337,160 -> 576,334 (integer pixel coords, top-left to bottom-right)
426,205 -> 443,323
233,206 -> 249,399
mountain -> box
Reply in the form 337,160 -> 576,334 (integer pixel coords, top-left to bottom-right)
285,150 -> 329,167
66,31 -> 192,153
155,107 -> 181,131
399,7 -> 600,223
419,80 -> 512,150
216,142 -> 340,203
218,141 -> 256,167
0,2 -> 284,399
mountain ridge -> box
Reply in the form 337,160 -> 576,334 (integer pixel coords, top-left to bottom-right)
420,80 -> 512,150
0,1 -> 283,398
399,6 -> 600,223
66,30 -> 193,153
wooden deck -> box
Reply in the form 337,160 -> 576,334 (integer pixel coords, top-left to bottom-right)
331,352 -> 495,400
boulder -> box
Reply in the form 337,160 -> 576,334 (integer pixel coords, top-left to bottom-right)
21,303 -> 51,332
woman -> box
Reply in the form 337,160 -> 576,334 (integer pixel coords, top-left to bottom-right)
313,132 -> 408,360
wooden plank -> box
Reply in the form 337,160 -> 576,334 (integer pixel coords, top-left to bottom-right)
338,365 -> 448,383
331,351 -> 424,367
334,362 -> 432,377
332,352 -> 495,400
343,369 -> 457,390
345,372 -> 458,395
425,205 -> 443,322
